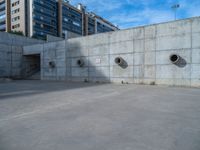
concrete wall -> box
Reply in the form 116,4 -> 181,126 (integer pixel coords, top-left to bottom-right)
46,35 -> 64,42
64,31 -> 82,39
0,32 -> 44,46
41,41 -> 67,80
0,32 -> 44,78
0,44 -> 23,78
23,17 -> 200,87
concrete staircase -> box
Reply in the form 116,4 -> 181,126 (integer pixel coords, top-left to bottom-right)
27,71 -> 41,80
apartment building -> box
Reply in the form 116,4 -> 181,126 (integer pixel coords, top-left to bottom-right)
0,0 -> 118,39
58,1 -> 118,37
0,0 -> 10,32
84,12 -> 118,35
10,0 -> 26,34
27,0 -> 58,39
58,0 -> 83,37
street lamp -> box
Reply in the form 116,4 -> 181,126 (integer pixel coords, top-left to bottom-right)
171,4 -> 180,20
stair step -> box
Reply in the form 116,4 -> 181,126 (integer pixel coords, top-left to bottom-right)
27,71 -> 40,80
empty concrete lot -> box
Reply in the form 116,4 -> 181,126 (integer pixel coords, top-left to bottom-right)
0,80 -> 200,150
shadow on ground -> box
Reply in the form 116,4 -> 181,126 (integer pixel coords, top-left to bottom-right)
0,80 -> 106,100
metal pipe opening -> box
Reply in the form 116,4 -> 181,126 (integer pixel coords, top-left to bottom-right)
115,57 -> 124,65
77,59 -> 84,67
170,54 -> 180,64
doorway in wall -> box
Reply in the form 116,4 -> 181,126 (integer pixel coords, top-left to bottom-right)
23,54 -> 41,80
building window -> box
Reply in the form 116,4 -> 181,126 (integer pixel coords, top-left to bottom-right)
0,14 -> 6,20
64,18 -> 68,22
12,24 -> 20,29
12,16 -> 20,22
73,21 -> 80,27
12,1 -> 20,7
12,8 -> 20,14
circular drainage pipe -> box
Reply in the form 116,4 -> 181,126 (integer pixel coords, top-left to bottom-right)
169,54 -> 180,64
115,57 -> 124,65
77,59 -> 84,67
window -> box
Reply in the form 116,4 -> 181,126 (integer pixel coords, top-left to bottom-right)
64,17 -> 68,22
12,23 -> 20,29
73,21 -> 80,27
0,1 -> 5,5
12,16 -> 20,22
12,8 -> 20,14
0,14 -> 6,20
12,1 -> 20,7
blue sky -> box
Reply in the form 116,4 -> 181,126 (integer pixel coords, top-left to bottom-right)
71,0 -> 200,29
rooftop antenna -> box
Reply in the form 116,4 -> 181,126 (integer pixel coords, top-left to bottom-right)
171,4 -> 180,20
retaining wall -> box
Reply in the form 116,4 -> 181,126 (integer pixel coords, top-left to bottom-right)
0,32 -> 44,78
23,17 -> 200,87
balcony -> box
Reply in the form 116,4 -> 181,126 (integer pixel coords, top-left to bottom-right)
0,3 -> 5,9
0,13 -> 6,20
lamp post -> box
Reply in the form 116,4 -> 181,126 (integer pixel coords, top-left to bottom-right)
171,4 -> 180,20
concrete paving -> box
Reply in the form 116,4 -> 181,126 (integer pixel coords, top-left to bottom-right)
0,80 -> 200,150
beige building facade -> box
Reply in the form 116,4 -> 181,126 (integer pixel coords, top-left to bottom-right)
10,0 -> 26,34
